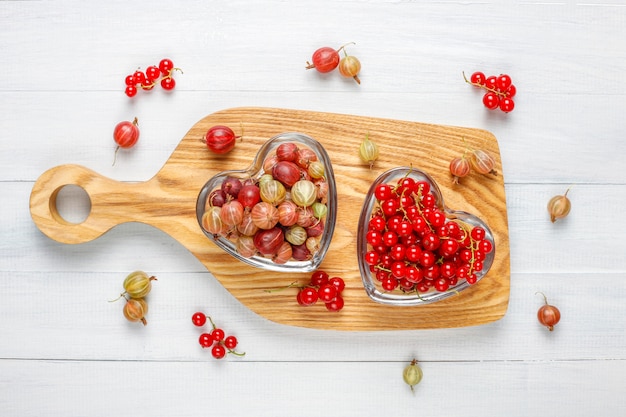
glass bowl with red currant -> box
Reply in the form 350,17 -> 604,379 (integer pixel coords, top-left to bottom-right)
196,132 -> 337,273
357,167 -> 495,305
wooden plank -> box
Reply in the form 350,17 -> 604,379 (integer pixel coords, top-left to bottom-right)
29,107 -> 510,330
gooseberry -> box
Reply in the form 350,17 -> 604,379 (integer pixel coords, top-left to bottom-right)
291,180 -> 317,207
123,298 -> 148,326
547,189 -> 571,223
112,117 -> 140,165
205,125 -> 240,154
449,155 -> 471,184
536,292 -> 561,331
339,52 -> 361,84
359,133 -> 379,169
403,359 -> 423,392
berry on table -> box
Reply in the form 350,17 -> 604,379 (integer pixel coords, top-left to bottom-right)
123,58 -> 183,97
112,117 -> 140,165
265,270 -> 346,312
192,313 -> 245,359
463,71 -> 516,113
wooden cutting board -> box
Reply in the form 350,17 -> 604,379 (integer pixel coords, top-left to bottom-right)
30,107 -> 510,330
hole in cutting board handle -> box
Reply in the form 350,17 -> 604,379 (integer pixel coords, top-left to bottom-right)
50,184 -> 92,224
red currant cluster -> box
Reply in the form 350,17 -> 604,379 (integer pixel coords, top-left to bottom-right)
191,312 -> 245,360
124,58 -> 182,97
363,178 -> 493,294
463,71 -> 516,113
296,270 -> 345,312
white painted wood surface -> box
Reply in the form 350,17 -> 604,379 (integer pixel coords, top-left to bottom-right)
2,1 -> 625,415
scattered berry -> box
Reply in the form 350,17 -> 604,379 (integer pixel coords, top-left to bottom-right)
192,312 -> 207,327
463,71 -> 516,113
204,125 -> 243,154
112,117 -> 140,165
110,271 -> 156,326
192,313 -> 245,359
547,189 -> 572,223
338,45 -> 361,84
124,58 -> 182,97
267,271 -> 346,311
306,42 -> 361,84
403,359 -> 423,392
536,292 -> 561,331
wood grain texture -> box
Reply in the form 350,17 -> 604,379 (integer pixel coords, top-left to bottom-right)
30,107 -> 510,330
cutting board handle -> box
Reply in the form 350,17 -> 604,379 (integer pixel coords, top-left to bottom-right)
29,164 -> 189,244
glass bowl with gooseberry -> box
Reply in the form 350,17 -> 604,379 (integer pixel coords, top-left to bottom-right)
357,167 -> 495,306
196,132 -> 337,273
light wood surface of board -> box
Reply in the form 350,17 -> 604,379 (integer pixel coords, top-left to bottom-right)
30,107 -> 510,330
2,1 -> 625,416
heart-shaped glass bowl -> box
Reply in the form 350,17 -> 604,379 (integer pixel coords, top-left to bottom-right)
357,167 -> 495,306
196,132 -> 337,273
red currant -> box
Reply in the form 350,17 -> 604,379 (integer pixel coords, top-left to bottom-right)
438,239 -> 459,258
141,78 -> 155,91
405,265 -> 423,283
471,226 -> 486,241
470,71 -> 486,85
298,286 -> 319,306
374,183 -> 394,200
192,312 -> 207,327
405,244 -> 422,263
415,181 -> 430,195
368,215 -> 386,231
381,276 -> 399,291
211,328 -> 225,342
211,344 -> 226,359
421,233 -> 440,251
125,85 -> 138,97
145,65 -> 161,81
318,283 -> 338,303
325,295 -> 344,311
133,70 -> 146,85
484,75 -> 497,90
482,92 -> 500,110
434,277 -> 450,292
224,335 -> 238,350
479,239 -> 493,253
499,97 -> 515,113
310,270 -> 329,286
329,277 -> 345,292
199,333 -> 213,348
495,74 -> 512,91
390,261 -> 407,278
161,77 -> 176,90
381,198 -> 400,216
364,250 -> 380,266
159,58 -> 175,75
124,74 -> 136,86
506,84 -> 517,98
366,230 -> 383,246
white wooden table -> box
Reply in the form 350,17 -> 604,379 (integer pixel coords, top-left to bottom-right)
2,1 -> 625,416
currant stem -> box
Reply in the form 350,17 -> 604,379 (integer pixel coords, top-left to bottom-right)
264,281 -> 301,293
207,315 -> 217,330
227,348 -> 246,357
462,71 -> 508,98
